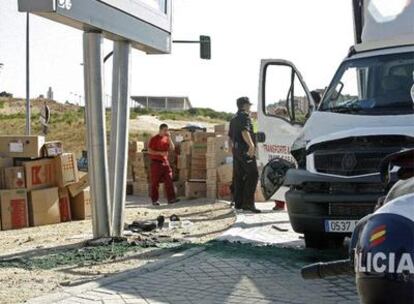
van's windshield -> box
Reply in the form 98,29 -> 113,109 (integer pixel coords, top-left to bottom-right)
320,52 -> 414,115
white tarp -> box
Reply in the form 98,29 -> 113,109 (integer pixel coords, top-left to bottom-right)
362,0 -> 414,43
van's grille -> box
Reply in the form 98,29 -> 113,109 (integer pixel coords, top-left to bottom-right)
329,203 -> 375,217
313,149 -> 398,177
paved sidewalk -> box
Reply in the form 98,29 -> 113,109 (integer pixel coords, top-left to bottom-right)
28,204 -> 359,304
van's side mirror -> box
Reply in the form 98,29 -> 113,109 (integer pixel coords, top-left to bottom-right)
256,132 -> 266,143
200,36 -> 211,60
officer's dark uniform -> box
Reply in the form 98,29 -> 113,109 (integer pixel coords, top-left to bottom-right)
228,110 -> 259,210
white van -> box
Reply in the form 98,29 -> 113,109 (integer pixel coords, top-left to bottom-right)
258,0 -> 414,248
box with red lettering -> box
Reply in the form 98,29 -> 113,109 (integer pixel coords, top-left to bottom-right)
23,159 -> 57,190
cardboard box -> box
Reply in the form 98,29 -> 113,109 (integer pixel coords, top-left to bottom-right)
42,141 -> 63,157
67,172 -> 89,197
127,164 -> 134,180
191,143 -> 207,156
24,158 -> 56,190
133,170 -> 151,182
133,182 -> 150,196
130,152 -> 150,169
217,182 -> 232,200
168,150 -> 177,166
0,135 -> 45,158
58,187 -> 72,222
185,181 -> 206,198
191,155 -> 206,168
217,164 -> 233,183
177,154 -> 191,169
170,130 -> 192,145
206,152 -> 233,169
207,136 -> 230,154
55,153 -> 78,187
207,169 -> 217,183
3,167 -> 26,189
214,124 -> 230,135
190,169 -> 206,180
71,187 -> 91,220
29,187 -> 60,226
0,157 -> 13,169
174,181 -> 185,197
0,189 -> 29,230
179,169 -> 190,182
190,151 -> 207,179
193,132 -> 215,144
0,157 -> 13,189
206,182 -> 217,199
129,141 -> 145,154
180,141 -> 193,155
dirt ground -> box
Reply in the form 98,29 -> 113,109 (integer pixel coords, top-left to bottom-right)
129,115 -> 218,133
0,198 -> 235,304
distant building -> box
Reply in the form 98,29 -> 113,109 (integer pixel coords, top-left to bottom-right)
131,96 -> 192,112
47,87 -> 54,100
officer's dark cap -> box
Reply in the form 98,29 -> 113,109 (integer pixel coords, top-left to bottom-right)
237,97 -> 252,109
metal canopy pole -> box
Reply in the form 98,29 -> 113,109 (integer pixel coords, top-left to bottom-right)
110,41 -> 131,237
83,32 -> 112,238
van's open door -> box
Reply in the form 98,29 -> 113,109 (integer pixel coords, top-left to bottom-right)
257,59 -> 313,200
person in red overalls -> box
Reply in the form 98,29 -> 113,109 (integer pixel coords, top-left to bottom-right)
148,124 -> 179,206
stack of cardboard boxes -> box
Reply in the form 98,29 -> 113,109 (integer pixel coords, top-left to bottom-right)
0,135 -> 91,231
206,134 -> 233,200
128,137 -> 185,199
126,124 -> 264,202
176,125 -> 233,200
128,141 -> 150,196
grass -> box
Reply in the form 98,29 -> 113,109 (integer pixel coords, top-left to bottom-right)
0,111 -> 87,157
0,105 -> 229,157
131,107 -> 233,123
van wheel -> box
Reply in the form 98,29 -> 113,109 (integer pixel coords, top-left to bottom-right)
304,232 -> 345,249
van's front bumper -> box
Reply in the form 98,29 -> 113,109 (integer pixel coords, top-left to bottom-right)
284,169 -> 389,234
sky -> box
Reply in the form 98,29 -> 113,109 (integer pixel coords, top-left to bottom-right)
0,0 -> 355,112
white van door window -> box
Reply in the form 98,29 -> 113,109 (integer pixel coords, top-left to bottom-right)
264,64 -> 311,124
264,65 -> 293,122
293,75 -> 311,124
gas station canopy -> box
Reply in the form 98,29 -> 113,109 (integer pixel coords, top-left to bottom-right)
18,0 -> 172,54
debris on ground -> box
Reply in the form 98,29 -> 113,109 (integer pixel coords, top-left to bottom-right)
272,225 -> 289,232
0,199 -> 235,304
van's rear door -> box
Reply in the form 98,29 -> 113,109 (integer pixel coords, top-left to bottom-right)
257,59 -> 313,200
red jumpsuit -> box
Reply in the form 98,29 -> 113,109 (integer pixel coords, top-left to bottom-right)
148,135 -> 176,203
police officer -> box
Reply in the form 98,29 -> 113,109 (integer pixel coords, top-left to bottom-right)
229,97 -> 261,213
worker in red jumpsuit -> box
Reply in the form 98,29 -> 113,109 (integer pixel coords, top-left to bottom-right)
148,124 -> 179,206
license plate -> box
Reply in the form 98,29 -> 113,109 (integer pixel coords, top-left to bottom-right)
324,220 -> 359,233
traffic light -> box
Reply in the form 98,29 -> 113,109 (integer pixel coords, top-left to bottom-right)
200,35 -> 211,60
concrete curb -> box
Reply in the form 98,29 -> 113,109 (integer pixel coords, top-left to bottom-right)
27,246 -> 206,304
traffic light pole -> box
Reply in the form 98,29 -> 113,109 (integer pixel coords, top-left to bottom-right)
25,13 -> 31,135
